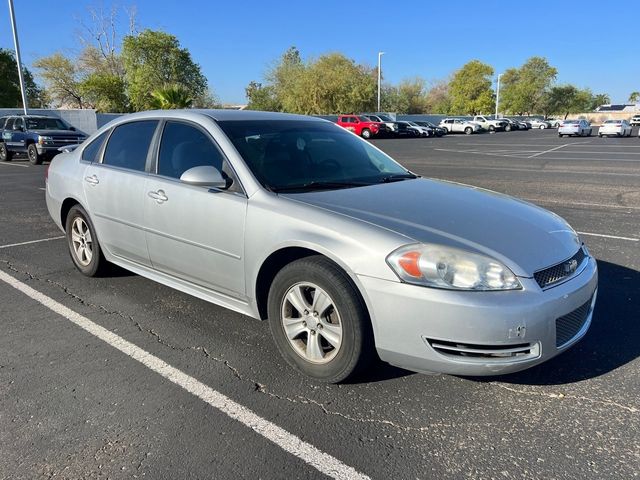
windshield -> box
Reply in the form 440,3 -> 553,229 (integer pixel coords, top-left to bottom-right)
358,116 -> 373,122
217,120 -> 412,192
377,115 -> 393,122
25,117 -> 72,130
604,120 -> 618,124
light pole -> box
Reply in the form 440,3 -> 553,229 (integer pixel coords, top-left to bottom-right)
377,51 -> 385,112
494,73 -> 502,119
7,0 -> 28,114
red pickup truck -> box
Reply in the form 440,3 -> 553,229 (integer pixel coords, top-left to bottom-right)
336,115 -> 381,139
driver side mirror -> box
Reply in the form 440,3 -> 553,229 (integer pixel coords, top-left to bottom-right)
69,126 -> 76,131
179,165 -> 228,189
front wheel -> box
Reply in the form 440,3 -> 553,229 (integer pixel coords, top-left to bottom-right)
361,128 -> 371,139
27,144 -> 43,165
0,143 -> 11,162
464,127 -> 473,135
268,256 -> 374,383
489,125 -> 495,132
65,205 -> 107,277
505,125 -> 512,132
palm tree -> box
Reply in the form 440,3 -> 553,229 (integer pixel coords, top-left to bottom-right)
629,91 -> 640,103
149,84 -> 193,109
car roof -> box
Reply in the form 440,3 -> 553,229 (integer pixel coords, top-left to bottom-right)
106,109 -> 326,124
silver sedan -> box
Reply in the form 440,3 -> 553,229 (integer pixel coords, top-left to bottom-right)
46,110 -> 598,382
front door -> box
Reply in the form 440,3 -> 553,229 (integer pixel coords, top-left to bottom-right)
143,120 -> 247,297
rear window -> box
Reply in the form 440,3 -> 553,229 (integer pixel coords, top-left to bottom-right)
102,120 -> 158,172
81,131 -> 109,162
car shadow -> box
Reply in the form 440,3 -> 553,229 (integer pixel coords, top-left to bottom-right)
473,259 -> 640,386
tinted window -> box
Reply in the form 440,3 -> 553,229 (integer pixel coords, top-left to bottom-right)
25,117 -> 71,130
12,118 -> 24,130
81,131 -> 109,163
218,120 -> 408,191
102,120 -> 158,171
157,122 -> 225,179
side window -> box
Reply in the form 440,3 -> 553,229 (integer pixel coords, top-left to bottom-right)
157,121 -> 226,179
13,118 -> 24,130
102,120 -> 158,172
81,131 -> 109,163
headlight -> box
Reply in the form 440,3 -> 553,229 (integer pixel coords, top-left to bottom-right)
38,135 -> 53,144
386,243 -> 522,291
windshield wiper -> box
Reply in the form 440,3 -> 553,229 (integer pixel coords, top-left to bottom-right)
378,173 -> 420,183
272,181 -> 371,192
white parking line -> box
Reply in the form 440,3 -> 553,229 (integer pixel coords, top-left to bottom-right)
528,144 -> 571,158
559,151 -> 640,155
0,236 -> 65,249
577,232 -> 639,242
0,269 -> 369,480
522,197 -> 640,211
421,164 -> 640,177
0,161 -> 29,168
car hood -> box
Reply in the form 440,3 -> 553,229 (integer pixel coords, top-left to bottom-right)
284,178 -> 581,277
31,129 -> 86,137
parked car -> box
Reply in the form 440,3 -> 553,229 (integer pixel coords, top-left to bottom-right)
363,114 -> 398,134
336,115 -> 380,139
472,115 -> 506,132
630,115 -> 640,126
501,118 -> 521,132
395,121 -> 421,137
598,119 -> 633,137
558,119 -> 592,137
0,114 -> 86,164
439,118 -> 482,134
517,120 -> 531,130
414,121 -> 446,136
529,119 -> 551,129
45,109 -> 598,382
405,121 -> 431,137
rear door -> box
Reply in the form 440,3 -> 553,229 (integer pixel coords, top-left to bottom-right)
83,120 -> 159,266
8,117 -> 27,151
143,120 -> 247,296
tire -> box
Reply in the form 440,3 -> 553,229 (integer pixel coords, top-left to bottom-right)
0,142 -> 11,162
464,127 -> 473,135
505,124 -> 512,132
27,143 -> 43,165
539,125 -> 545,129
361,128 -> 371,139
442,127 -> 449,133
558,133 -> 563,138
598,133 -> 603,138
267,256 -> 374,383
489,125 -> 495,132
65,205 -> 107,277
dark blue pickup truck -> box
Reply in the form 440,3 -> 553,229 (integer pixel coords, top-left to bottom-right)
0,114 -> 86,164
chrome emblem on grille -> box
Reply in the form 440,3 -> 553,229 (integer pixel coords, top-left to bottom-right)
564,259 -> 578,274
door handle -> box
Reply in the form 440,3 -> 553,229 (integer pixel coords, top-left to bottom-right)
148,189 -> 168,203
84,175 -> 99,185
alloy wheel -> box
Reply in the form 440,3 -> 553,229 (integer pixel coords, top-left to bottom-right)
71,217 -> 93,267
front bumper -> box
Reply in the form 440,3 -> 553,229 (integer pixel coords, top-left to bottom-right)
359,256 -> 598,376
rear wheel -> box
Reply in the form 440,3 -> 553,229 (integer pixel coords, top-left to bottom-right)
0,143 -> 11,162
361,128 -> 371,139
27,144 -> 43,165
539,125 -> 546,129
65,205 -> 107,277
268,256 -> 374,383
505,124 -> 512,132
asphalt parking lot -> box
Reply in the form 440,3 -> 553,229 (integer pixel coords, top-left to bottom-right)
1,127 -> 638,479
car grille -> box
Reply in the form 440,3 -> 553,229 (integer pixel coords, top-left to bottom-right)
51,137 -> 82,144
555,297 -> 593,347
425,338 -> 539,362
534,247 -> 587,289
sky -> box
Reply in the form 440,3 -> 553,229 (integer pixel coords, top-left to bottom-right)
1,1 -> 638,105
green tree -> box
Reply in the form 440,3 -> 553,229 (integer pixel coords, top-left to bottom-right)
245,81 -> 281,111
149,84 -> 193,109
381,77 -> 429,114
79,73 -> 129,112
122,29 -> 208,111
543,85 -> 594,119
629,91 -> 640,103
501,57 -> 557,115
0,48 -> 47,108
448,60 -> 495,115
590,93 -> 610,111
424,79 -> 451,114
33,53 -> 84,108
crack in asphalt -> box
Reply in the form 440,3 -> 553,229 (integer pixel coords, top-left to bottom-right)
491,383 -> 639,414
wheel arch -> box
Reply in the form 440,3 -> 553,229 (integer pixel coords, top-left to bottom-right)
253,245 -> 373,325
60,196 -> 85,231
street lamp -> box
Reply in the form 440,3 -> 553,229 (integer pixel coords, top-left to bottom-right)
377,51 -> 385,112
7,0 -> 28,114
495,73 -> 502,119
